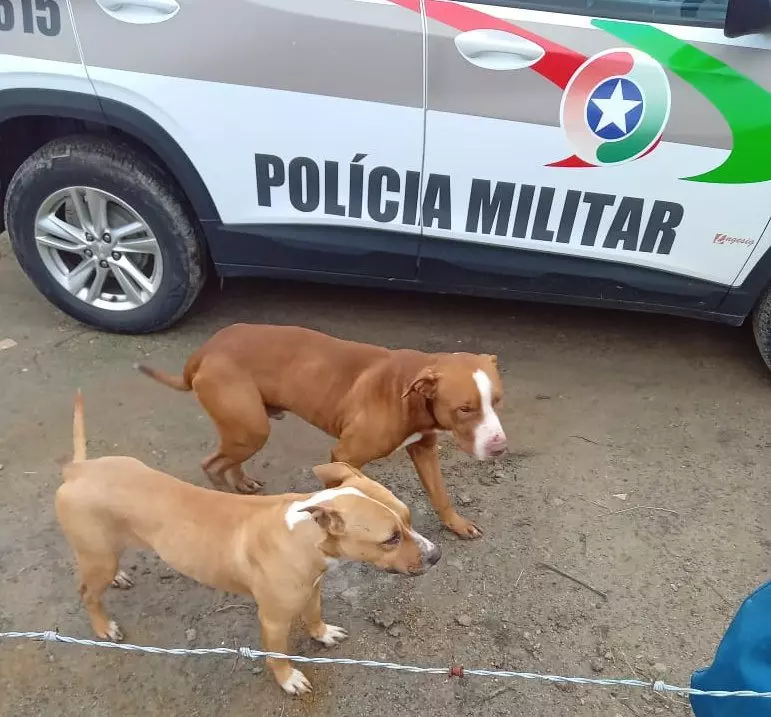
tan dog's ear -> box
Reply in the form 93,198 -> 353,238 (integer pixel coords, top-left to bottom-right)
312,462 -> 355,488
483,353 -> 498,367
401,366 -> 440,399
301,505 -> 345,536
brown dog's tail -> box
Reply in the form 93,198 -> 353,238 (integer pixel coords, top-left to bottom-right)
134,363 -> 191,391
73,390 -> 86,463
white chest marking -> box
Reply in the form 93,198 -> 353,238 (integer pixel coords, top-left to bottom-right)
472,369 -> 504,460
397,432 -> 424,450
284,487 -> 366,530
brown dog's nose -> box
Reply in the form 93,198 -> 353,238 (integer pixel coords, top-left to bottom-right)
487,433 -> 507,456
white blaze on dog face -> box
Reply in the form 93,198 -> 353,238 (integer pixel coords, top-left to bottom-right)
299,463 -> 442,575
285,487 -> 367,530
407,354 -> 506,460
471,369 -> 506,460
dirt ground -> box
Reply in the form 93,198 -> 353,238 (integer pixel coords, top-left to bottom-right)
0,230 -> 768,717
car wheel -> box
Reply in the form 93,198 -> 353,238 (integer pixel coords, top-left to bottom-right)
5,134 -> 207,333
752,285 -> 771,370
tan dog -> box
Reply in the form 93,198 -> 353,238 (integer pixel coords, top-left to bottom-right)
138,324 -> 507,538
56,392 -> 441,695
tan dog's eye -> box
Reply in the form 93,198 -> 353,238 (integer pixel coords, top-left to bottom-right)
382,530 -> 401,546
458,405 -> 473,414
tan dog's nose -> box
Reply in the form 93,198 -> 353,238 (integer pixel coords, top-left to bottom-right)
427,543 -> 442,566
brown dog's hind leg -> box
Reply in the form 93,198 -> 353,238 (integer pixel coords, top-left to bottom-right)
193,367 -> 270,494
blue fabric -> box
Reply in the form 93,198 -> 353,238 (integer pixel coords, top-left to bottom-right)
690,580 -> 771,716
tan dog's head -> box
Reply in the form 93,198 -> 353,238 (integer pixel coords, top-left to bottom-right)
287,463 -> 441,576
402,353 -> 506,460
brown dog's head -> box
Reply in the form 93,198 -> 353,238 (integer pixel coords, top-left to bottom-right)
287,463 -> 441,576
402,353 -> 506,460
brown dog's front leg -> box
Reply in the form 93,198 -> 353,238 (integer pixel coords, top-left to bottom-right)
259,610 -> 311,695
407,435 -> 482,539
302,582 -> 349,647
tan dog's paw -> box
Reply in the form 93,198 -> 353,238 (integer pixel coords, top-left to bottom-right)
281,668 -> 312,695
445,513 -> 483,539
99,620 -> 124,642
111,570 -> 134,590
313,624 -> 348,648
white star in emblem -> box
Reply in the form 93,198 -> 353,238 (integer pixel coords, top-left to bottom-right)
591,79 -> 642,134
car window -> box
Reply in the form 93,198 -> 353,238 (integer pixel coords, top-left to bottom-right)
460,0 -> 729,28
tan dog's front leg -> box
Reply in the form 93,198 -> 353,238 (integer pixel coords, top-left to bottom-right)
259,609 -> 311,696
407,435 -> 482,539
302,582 -> 348,648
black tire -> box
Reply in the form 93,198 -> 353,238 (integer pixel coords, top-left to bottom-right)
752,285 -> 771,370
5,134 -> 207,333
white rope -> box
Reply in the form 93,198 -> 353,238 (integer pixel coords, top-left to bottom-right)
2,630 -> 770,699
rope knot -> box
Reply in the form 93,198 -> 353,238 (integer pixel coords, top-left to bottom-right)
239,646 -> 257,660
41,631 -> 58,643
653,680 -> 666,692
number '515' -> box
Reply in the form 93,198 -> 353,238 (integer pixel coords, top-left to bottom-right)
0,0 -> 62,37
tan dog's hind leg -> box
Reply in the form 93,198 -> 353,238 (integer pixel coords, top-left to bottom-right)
302,583 -> 348,648
407,434 -> 482,539
193,368 -> 270,494
76,552 -> 125,641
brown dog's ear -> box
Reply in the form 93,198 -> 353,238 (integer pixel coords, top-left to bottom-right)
401,366 -> 440,399
483,353 -> 498,367
301,505 -> 345,536
312,462 -> 355,488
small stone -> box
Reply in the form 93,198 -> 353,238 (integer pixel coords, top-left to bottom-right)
458,493 -> 474,506
612,493 -> 628,501
251,666 -> 263,676
652,662 -> 668,677
455,614 -> 473,627
373,610 -> 397,629
185,628 -> 197,643
339,587 -> 359,605
480,471 -> 504,486
549,497 -> 564,507
0,464 -> 4,471
387,625 -> 403,638
589,657 -> 605,673
523,631 -> 532,641
604,651 -> 613,660
535,394 -> 551,400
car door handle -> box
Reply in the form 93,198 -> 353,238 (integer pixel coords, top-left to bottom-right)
97,0 -> 180,21
454,29 -> 545,71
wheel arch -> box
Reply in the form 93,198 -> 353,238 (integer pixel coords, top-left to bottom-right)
0,88 -> 221,234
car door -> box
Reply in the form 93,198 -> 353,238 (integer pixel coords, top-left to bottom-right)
417,0 -> 771,312
69,0 -> 425,279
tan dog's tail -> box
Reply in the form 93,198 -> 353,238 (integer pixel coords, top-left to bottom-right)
73,390 -> 86,463
135,363 -> 191,391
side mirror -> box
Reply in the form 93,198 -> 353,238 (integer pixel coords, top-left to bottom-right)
724,0 -> 771,38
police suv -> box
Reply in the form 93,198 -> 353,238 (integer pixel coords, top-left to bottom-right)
4,0 -> 771,367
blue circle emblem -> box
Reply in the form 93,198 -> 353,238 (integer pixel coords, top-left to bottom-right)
586,77 -> 644,141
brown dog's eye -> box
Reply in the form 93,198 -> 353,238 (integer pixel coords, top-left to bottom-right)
458,405 -> 473,413
382,531 -> 401,546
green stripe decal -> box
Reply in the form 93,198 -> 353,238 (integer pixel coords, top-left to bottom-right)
593,18 -> 771,184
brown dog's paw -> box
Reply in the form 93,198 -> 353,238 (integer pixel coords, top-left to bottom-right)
233,476 -> 265,494
445,514 -> 483,539
111,570 -> 134,590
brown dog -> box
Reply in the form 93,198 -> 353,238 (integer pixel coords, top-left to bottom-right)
56,392 -> 441,695
138,324 -> 507,538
